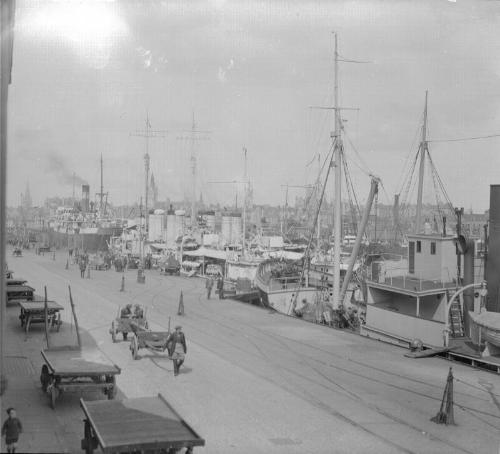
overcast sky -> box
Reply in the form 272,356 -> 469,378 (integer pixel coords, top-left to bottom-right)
7,0 -> 500,211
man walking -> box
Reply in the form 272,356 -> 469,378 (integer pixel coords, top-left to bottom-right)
168,326 -> 187,376
2,408 -> 22,453
217,275 -> 224,300
79,257 -> 86,278
205,277 -> 214,299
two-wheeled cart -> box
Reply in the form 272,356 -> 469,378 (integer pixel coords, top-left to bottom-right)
40,347 -> 121,409
128,320 -> 171,360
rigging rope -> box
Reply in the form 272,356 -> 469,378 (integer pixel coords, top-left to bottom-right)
429,133 -> 500,143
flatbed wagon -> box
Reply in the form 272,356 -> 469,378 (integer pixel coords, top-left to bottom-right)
40,347 -> 121,409
7,278 -> 28,286
6,284 -> 34,306
80,394 -> 205,454
19,301 -> 64,333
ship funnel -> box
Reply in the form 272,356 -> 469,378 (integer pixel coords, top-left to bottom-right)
485,184 -> 500,312
82,185 -> 90,213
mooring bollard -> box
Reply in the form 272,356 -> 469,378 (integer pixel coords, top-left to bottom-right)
120,275 -> 125,292
177,291 -> 184,316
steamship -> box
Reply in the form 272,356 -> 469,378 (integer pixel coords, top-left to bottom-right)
46,184 -> 123,252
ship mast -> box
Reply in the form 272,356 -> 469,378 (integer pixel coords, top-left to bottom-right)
100,154 -> 104,216
130,114 -> 167,237
332,33 -> 342,310
415,91 -> 428,234
243,147 -> 247,255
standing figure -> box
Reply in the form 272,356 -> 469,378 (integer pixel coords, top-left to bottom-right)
168,326 -> 187,376
2,408 -> 22,454
79,258 -> 86,278
205,277 -> 214,299
217,275 -> 224,300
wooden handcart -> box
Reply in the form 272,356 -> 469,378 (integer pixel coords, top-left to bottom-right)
6,284 -> 34,306
37,244 -> 51,254
19,301 -> 64,333
80,394 -> 205,454
129,321 -> 171,360
109,305 -> 148,342
40,347 -> 121,409
7,278 -> 28,286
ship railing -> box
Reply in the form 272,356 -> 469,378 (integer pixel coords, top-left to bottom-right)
267,276 -> 305,292
367,267 -> 456,292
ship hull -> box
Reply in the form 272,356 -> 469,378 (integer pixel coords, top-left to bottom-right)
45,228 -> 122,252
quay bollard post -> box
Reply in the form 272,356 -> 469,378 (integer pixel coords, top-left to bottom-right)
120,275 -> 125,292
177,291 -> 184,316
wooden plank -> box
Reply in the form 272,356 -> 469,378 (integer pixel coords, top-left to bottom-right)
19,301 -> 63,311
41,349 -> 120,376
6,285 -> 35,292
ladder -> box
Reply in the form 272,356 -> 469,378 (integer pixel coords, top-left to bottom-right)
449,300 -> 465,338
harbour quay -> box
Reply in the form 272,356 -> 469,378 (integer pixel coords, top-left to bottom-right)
2,246 -> 499,454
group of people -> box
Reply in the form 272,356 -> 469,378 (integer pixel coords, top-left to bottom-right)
205,275 -> 225,300
120,303 -> 144,319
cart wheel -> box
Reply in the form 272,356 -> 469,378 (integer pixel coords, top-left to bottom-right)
49,384 -> 58,409
111,322 -> 117,343
131,336 -> 138,360
122,332 -> 128,341
40,365 -> 50,392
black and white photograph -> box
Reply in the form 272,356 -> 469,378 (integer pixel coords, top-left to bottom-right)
1,0 -> 500,453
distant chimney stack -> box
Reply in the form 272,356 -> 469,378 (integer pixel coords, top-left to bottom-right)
82,185 -> 90,213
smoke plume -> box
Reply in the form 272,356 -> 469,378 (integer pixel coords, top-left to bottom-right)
45,153 -> 87,186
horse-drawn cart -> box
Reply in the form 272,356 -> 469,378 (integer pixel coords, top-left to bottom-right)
12,247 -> 22,257
40,347 -> 121,409
109,304 -> 148,342
80,394 -> 205,454
19,301 -> 64,333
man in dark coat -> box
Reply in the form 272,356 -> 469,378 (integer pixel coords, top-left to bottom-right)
205,277 -> 214,299
168,326 -> 187,376
217,276 -> 224,300
79,257 -> 86,278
